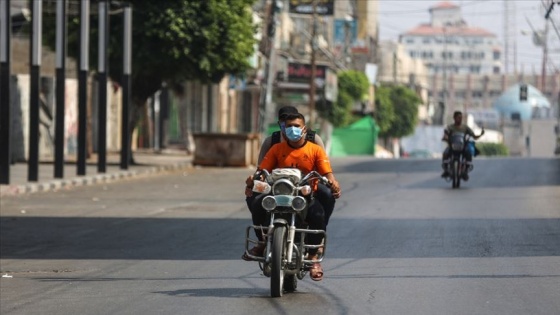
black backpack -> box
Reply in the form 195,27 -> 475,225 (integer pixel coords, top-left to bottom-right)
271,130 -> 316,146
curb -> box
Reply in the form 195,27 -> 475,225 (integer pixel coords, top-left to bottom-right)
0,161 -> 192,197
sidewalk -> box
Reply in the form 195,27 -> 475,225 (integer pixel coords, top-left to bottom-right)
0,149 -> 193,197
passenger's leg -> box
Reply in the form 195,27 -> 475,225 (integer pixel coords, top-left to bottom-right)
305,200 -> 326,256
463,148 -> 473,180
441,147 -> 450,177
315,183 -> 335,227
248,193 -> 267,241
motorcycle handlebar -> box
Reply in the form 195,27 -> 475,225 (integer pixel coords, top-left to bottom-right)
300,171 -> 329,186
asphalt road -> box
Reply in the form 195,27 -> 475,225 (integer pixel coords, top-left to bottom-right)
1,157 -> 559,315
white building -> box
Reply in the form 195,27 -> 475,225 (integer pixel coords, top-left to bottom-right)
399,1 -> 502,75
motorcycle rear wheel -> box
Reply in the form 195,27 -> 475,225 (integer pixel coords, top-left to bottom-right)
271,226 -> 287,298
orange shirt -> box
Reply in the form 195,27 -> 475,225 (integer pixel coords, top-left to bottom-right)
259,141 -> 333,175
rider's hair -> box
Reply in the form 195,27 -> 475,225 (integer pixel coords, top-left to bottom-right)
278,106 -> 298,121
284,112 -> 305,123
453,111 -> 463,118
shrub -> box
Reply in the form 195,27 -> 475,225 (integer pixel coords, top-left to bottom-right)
477,143 -> 509,156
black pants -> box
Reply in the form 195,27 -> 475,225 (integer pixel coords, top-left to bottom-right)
315,183 -> 335,227
247,193 -> 325,254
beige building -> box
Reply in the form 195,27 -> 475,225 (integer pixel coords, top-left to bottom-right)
377,40 -> 431,121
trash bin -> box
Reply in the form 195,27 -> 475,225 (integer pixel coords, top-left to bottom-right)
192,133 -> 261,167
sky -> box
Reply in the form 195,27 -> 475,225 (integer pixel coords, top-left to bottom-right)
377,0 -> 560,75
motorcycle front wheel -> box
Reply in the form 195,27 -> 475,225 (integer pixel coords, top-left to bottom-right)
271,226 -> 287,297
452,160 -> 461,189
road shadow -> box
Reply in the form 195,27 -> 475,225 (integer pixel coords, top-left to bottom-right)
1,216 -> 559,261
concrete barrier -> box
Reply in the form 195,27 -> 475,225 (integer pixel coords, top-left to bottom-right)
193,133 -> 261,167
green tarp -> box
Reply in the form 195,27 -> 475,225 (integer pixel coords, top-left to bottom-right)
329,116 -> 379,157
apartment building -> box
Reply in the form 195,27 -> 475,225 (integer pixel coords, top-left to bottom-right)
400,1 -> 502,76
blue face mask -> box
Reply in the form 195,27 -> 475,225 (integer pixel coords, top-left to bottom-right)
285,126 -> 303,141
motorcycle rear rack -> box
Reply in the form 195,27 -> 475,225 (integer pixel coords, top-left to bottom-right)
244,225 -> 326,263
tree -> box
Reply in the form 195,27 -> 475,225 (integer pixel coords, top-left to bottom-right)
316,70 -> 369,128
43,0 -> 257,159
338,70 -> 369,101
372,85 -> 395,134
379,85 -> 421,139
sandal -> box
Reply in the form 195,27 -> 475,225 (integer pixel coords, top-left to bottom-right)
309,262 -> 323,281
242,244 -> 265,261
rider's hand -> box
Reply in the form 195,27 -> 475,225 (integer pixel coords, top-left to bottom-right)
245,175 -> 254,197
329,179 -> 341,199
245,175 -> 253,187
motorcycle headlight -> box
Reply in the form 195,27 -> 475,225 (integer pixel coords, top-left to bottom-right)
262,196 -> 277,211
451,142 -> 464,151
291,196 -> 306,211
272,179 -> 295,195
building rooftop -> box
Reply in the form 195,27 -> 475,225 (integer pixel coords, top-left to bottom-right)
429,1 -> 459,11
403,24 -> 496,37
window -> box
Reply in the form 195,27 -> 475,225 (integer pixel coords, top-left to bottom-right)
423,38 -> 430,44
406,38 -> 414,44
469,65 -> 481,73
455,91 -> 466,98
493,51 -> 500,60
493,66 -> 500,74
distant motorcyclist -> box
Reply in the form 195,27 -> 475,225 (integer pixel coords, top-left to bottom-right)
441,111 -> 484,180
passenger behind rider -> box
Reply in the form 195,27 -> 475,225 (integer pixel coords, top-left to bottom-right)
441,111 -> 484,180
243,112 -> 341,281
245,106 -> 336,226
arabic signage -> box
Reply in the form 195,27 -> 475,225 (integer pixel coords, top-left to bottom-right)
288,0 -> 334,16
287,62 -> 327,85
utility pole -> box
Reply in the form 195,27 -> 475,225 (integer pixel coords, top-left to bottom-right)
259,0 -> 279,134
309,0 -> 318,128
541,19 -> 549,92
442,26 -> 448,124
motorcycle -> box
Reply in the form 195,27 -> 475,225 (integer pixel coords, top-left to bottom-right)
444,131 -> 481,189
243,168 -> 328,297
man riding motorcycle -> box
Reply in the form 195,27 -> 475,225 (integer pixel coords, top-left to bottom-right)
243,112 -> 341,281
245,106 -> 336,226
441,111 -> 484,180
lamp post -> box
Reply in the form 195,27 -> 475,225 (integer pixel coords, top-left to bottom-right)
120,3 -> 132,169
0,0 -> 12,184
54,0 -> 67,178
28,0 -> 43,182
77,0 -> 89,176
97,0 -> 109,172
